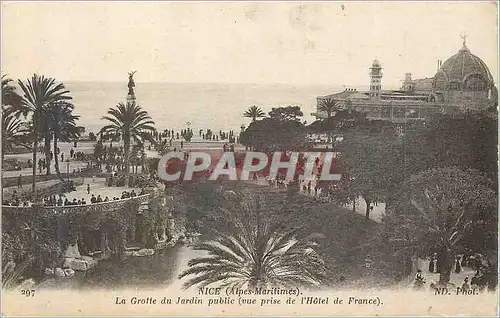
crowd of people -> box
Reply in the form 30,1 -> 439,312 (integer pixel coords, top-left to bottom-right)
2,190 -> 30,207
414,252 -> 498,292
35,144 -> 87,175
2,188 -> 146,208
148,127 -> 239,144
42,189 -> 145,207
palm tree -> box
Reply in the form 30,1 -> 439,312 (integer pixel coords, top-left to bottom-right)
179,201 -> 326,289
1,107 -> 30,161
2,76 -> 27,160
317,98 -> 341,119
40,115 -> 53,175
318,98 -> 342,145
100,102 -> 155,176
17,74 -> 72,197
50,102 -> 81,181
154,139 -> 171,156
243,105 -> 265,122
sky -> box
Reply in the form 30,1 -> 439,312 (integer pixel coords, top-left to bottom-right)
1,1 -> 498,87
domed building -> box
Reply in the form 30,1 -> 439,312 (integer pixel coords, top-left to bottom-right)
315,37 -> 497,124
433,37 -> 497,106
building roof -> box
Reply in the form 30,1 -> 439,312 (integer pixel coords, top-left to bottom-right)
434,42 -> 494,90
318,90 -> 358,100
346,92 -> 370,100
413,77 -> 434,91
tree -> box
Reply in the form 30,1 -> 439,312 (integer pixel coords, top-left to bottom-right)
178,195 -> 326,289
401,111 -> 498,180
384,167 -> 497,285
240,106 -> 309,152
317,98 -> 341,119
317,98 -> 343,146
240,118 -> 309,152
17,74 -> 72,197
243,105 -> 265,122
50,102 -> 82,181
1,76 -> 28,161
331,109 -> 369,133
307,109 -> 368,149
100,102 -> 155,176
1,107 -> 30,161
268,105 -> 303,122
154,139 -> 170,156
337,123 -> 402,219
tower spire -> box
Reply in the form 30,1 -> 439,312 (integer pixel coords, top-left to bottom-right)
369,59 -> 383,99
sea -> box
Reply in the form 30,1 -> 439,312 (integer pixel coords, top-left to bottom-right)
64,82 -> 348,135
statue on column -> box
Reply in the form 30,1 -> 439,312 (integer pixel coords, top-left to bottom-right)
127,71 -> 137,97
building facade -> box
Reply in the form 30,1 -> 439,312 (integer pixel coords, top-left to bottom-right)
314,39 -> 498,123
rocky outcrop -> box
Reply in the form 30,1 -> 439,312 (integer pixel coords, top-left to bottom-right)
125,248 -> 155,257
54,268 -> 66,277
64,268 -> 75,277
44,267 -> 76,277
62,256 -> 98,271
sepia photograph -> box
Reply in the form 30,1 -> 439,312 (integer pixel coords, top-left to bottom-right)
1,1 -> 498,316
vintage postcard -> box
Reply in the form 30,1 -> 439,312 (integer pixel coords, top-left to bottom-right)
1,1 -> 498,316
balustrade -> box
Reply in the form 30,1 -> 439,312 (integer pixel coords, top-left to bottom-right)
1,194 -> 151,215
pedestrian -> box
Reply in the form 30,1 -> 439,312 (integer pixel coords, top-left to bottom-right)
462,277 -> 470,291
87,184 -> 90,194
17,174 -> 22,189
413,269 -> 425,290
455,255 -> 462,273
429,253 -> 437,273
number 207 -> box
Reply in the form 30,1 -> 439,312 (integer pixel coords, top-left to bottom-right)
21,289 -> 35,297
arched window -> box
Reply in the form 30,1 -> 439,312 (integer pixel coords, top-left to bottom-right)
465,74 -> 487,91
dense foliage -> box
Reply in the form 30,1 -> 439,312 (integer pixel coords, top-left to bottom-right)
383,167 -> 497,285
100,102 -> 155,175
240,106 -> 310,151
179,192 -> 327,289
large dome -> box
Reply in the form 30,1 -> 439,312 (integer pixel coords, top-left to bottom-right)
433,43 -> 494,91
